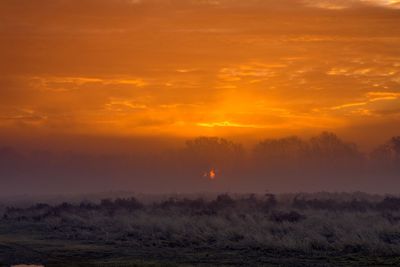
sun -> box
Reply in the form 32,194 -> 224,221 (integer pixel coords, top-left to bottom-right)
204,168 -> 217,180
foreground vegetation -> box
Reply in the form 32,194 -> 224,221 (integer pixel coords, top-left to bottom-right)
2,193 -> 400,266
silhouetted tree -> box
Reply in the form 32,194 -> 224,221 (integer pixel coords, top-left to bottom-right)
182,137 -> 244,177
308,132 -> 361,161
371,136 -> 400,167
254,136 -> 307,161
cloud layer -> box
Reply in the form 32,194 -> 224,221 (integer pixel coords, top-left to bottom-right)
0,0 -> 399,144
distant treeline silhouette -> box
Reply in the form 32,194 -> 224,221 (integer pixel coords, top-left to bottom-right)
0,132 -> 399,193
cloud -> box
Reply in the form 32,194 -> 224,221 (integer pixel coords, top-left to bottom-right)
196,121 -> 267,129
331,102 -> 369,110
330,91 -> 400,121
303,0 -> 400,9
1,0 -> 400,140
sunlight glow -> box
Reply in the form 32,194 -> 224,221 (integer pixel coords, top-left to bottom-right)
204,168 -> 217,180
1,0 -> 400,141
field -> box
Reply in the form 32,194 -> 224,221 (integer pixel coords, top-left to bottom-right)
1,193 -> 400,266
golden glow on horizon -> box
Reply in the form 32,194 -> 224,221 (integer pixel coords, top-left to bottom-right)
0,0 -> 400,141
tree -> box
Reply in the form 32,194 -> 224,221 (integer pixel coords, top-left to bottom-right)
371,136 -> 400,164
308,132 -> 361,161
182,137 -> 244,176
253,136 -> 307,163
392,136 -> 400,159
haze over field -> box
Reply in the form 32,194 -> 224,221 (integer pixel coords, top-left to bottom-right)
1,0 -> 400,195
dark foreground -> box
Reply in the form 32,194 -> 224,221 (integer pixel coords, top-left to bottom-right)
1,193 -> 400,266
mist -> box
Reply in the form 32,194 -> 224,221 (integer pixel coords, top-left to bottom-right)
1,132 -> 399,196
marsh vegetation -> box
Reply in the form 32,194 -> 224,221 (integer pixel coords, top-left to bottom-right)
1,192 -> 400,266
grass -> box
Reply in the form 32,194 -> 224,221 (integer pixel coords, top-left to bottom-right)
2,193 -> 400,266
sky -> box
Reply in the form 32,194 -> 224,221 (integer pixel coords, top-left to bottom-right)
1,0 -> 400,194
1,0 -> 400,148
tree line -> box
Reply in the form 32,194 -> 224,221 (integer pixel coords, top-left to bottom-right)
0,132 -> 399,193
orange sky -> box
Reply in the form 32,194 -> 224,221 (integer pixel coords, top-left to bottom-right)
1,0 -> 400,146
